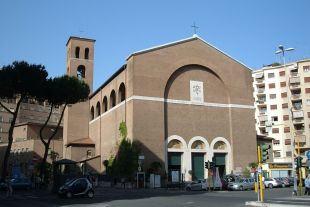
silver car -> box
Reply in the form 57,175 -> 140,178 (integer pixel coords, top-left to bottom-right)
185,179 -> 208,191
227,178 -> 255,191
264,178 -> 282,188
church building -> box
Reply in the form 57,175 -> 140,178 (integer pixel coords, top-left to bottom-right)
63,35 -> 257,181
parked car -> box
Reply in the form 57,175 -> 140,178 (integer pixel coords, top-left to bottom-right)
274,177 -> 290,187
58,177 -> 94,198
10,178 -> 32,190
264,178 -> 282,188
227,178 -> 255,191
185,179 -> 208,191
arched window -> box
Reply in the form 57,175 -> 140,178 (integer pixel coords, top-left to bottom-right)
90,106 -> 94,120
168,140 -> 182,149
214,141 -> 227,150
85,48 -> 89,59
110,90 -> 116,108
118,83 -> 126,103
77,65 -> 86,79
96,101 -> 101,117
191,140 -> 205,149
75,47 -> 80,58
102,96 -> 108,112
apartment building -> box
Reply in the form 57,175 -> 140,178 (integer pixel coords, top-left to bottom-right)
0,98 -> 63,176
253,59 -> 310,177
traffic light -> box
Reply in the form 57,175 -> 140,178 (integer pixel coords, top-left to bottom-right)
260,144 -> 271,163
296,156 -> 302,169
204,161 -> 214,169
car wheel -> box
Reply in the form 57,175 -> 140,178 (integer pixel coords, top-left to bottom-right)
239,186 -> 243,191
87,190 -> 94,198
186,187 -> 191,191
268,184 -> 273,189
66,192 -> 72,198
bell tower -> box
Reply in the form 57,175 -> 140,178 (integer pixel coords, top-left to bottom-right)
63,36 -> 95,159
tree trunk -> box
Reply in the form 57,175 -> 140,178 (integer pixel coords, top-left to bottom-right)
39,104 -> 67,184
0,99 -> 22,182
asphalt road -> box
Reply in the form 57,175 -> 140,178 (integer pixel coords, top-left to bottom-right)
0,187 -> 308,207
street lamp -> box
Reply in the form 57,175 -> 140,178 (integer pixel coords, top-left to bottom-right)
275,45 -> 297,195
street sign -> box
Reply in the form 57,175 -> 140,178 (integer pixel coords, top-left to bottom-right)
257,167 -> 262,174
305,150 -> 310,159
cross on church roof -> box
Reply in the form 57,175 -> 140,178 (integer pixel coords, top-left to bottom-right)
191,22 -> 199,35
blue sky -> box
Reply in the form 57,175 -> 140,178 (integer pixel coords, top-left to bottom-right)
1,0 -> 309,90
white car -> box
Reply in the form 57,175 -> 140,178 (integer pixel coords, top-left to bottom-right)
185,179 -> 208,191
264,178 -> 282,189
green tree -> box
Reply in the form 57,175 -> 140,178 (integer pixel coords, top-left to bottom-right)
106,121 -> 140,181
38,75 -> 89,183
0,61 -> 48,181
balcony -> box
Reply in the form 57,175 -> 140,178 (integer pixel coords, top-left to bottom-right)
294,129 -> 305,136
290,72 -> 299,77
256,98 -> 266,106
255,79 -> 265,86
257,88 -> 265,94
292,117 -> 304,124
291,94 -> 302,101
258,115 -> 268,122
294,135 -> 306,144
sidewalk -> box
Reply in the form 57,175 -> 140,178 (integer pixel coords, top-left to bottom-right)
246,195 -> 310,207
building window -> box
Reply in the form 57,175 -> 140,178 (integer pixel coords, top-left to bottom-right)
86,150 -> 92,158
304,77 -> 310,83
85,48 -> 89,59
271,116 -> 278,122
286,151 -> 292,157
308,112 -> 310,118
282,103 -> 288,109
269,83 -> 275,89
0,127 -> 2,132
303,65 -> 310,72
77,65 -> 86,79
110,90 -> 116,108
272,128 -> 279,133
75,47 -> 80,58
279,71 -> 285,76
102,96 -> 108,112
0,116 -> 3,122
283,115 -> 289,121
268,73 -> 275,78
274,151 -> 281,158
281,92 -> 287,98
273,140 -> 280,145
96,101 -> 101,117
118,83 -> 126,103
305,88 -> 310,93
270,94 -> 276,99
284,139 -> 291,145
284,127 -> 290,133
270,104 -> 277,110
280,81 -> 286,87
90,106 -> 94,120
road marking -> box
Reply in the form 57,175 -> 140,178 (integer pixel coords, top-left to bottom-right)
186,201 -> 195,204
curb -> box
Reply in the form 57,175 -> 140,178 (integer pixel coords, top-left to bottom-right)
245,201 -> 308,207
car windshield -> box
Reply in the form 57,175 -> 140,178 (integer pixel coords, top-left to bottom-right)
64,179 -> 76,186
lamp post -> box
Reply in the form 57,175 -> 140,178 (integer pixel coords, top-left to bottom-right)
275,45 -> 297,195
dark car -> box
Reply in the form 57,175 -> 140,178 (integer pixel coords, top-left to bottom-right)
10,178 -> 32,190
58,177 -> 94,198
274,177 -> 290,187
